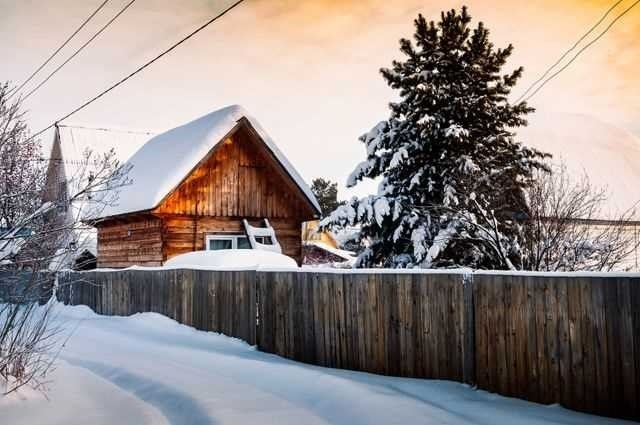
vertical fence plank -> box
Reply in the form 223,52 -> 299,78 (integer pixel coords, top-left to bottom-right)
591,276 -> 610,415
605,277 -> 623,412
411,274 -> 426,378
474,275 -> 489,389
342,273 -> 356,370
335,273 -> 347,370
502,276 -> 519,396
556,277 -> 571,408
356,273 -> 368,372
462,274 -> 475,385
547,277 -> 561,403
618,277 -> 637,417
580,277 -> 597,413
302,272 -> 316,363
524,275 -> 539,402
631,277 -> 640,416
513,275 -> 528,400
534,276 -> 549,403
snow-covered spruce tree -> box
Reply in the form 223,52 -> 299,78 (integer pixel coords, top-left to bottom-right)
320,8 -> 549,269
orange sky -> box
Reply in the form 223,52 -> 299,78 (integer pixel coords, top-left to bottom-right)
1,0 -> 638,197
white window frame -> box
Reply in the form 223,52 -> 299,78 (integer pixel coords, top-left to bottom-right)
205,234 -> 246,250
204,233 -> 272,250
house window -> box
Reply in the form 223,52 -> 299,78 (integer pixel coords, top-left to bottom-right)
205,234 -> 271,250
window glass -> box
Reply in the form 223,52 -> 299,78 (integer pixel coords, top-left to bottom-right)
208,238 -> 232,250
255,236 -> 273,245
237,237 -> 251,249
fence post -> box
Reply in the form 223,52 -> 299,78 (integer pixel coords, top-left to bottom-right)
462,271 -> 476,385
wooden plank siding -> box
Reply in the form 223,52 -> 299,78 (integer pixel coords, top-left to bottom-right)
153,125 -> 313,219
95,123 -> 315,267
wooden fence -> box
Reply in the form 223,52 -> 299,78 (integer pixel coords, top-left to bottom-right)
474,273 -> 640,420
56,269 -> 640,420
58,269 -> 256,344
256,271 -> 473,381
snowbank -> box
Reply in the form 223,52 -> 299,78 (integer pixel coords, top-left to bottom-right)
163,249 -> 298,269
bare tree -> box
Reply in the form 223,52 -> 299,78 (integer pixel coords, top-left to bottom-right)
407,163 -> 639,272
524,164 -> 639,272
409,201 -> 527,271
0,82 -> 130,395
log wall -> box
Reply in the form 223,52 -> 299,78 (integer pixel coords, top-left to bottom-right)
96,216 -> 163,268
160,216 -> 303,264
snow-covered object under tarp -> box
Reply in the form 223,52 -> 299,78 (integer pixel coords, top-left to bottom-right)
163,249 -> 298,270
304,241 -> 356,262
96,105 -> 321,219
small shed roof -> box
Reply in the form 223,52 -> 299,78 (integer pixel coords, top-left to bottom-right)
97,105 -> 321,219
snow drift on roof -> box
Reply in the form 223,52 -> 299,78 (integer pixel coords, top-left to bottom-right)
97,105 -> 320,219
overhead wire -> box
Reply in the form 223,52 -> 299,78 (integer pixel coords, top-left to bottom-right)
8,0 -> 111,99
28,0 -> 246,142
515,0 -> 624,103
20,0 -> 138,102
523,0 -> 640,102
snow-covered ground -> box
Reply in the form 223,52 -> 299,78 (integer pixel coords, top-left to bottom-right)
2,304 -> 632,425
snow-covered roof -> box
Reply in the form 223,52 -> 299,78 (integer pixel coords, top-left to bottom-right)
97,105 -> 321,219
304,240 -> 356,262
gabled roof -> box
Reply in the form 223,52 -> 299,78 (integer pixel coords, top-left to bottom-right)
96,105 -> 321,219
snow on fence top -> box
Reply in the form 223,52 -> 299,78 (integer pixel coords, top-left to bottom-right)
96,105 -> 320,219
77,265 -> 640,277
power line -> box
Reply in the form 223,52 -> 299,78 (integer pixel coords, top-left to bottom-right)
516,0 -> 624,103
524,0 -> 640,102
19,0 -> 138,103
58,123 -> 156,136
29,0 -> 246,142
8,0 -> 110,99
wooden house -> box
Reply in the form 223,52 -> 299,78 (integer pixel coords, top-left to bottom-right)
92,105 -> 321,267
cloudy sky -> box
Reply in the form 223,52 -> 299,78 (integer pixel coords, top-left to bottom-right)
1,0 -> 639,198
